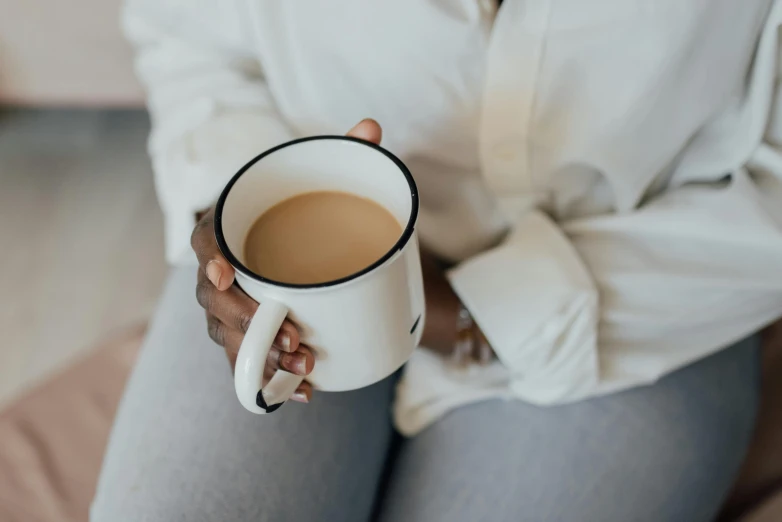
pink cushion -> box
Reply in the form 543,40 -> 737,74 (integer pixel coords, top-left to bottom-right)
0,325 -> 144,522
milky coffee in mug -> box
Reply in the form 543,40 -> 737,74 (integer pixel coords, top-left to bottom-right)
244,190 -> 403,286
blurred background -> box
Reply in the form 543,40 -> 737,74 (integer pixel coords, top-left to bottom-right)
0,1 -> 165,406
0,0 -> 166,401
0,110 -> 164,405
0,2 -> 167,520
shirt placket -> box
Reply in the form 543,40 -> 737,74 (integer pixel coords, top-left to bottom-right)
479,0 -> 553,223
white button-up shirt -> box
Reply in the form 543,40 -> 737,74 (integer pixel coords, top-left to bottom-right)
125,0 -> 782,434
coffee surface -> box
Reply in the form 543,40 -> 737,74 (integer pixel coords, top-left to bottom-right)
244,191 -> 402,285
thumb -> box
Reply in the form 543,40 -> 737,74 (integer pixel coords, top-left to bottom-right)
346,118 -> 382,145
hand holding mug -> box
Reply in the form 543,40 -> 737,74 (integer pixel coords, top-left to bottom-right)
193,119 -> 425,412
192,120 -> 384,404
192,207 -> 316,402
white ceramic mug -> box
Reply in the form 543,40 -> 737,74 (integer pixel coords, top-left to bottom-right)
214,136 -> 425,414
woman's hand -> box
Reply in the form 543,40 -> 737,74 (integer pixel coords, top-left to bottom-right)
419,249 -> 495,363
190,119 -> 383,403
191,207 -> 316,402
418,250 -> 462,355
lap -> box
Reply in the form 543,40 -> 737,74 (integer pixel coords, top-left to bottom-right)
379,337 -> 761,522
93,268 -> 761,522
91,267 -> 396,522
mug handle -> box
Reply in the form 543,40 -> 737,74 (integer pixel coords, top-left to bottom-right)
234,299 -> 304,414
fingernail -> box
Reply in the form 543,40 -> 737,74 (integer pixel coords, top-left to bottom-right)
275,331 -> 291,351
206,260 -> 221,288
291,390 -> 309,403
280,352 -> 308,375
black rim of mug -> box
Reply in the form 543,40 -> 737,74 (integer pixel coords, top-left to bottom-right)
214,135 -> 419,290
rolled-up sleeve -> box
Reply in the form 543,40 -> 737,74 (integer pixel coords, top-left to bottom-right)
448,211 -> 600,403
450,170 -> 782,406
567,168 -> 782,393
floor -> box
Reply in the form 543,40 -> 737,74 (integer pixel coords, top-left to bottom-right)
0,109 -> 167,407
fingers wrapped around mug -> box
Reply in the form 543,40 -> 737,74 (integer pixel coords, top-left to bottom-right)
197,266 -> 315,403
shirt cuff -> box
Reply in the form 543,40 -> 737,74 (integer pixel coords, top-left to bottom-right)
447,210 -> 600,404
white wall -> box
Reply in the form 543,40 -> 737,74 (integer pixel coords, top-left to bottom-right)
0,0 -> 144,106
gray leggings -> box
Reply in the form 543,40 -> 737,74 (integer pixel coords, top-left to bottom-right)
92,268 -> 760,522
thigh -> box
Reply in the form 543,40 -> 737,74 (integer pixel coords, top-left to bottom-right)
379,338 -> 761,522
91,267 -> 395,522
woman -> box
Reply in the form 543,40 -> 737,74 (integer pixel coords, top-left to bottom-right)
93,1 -> 782,520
